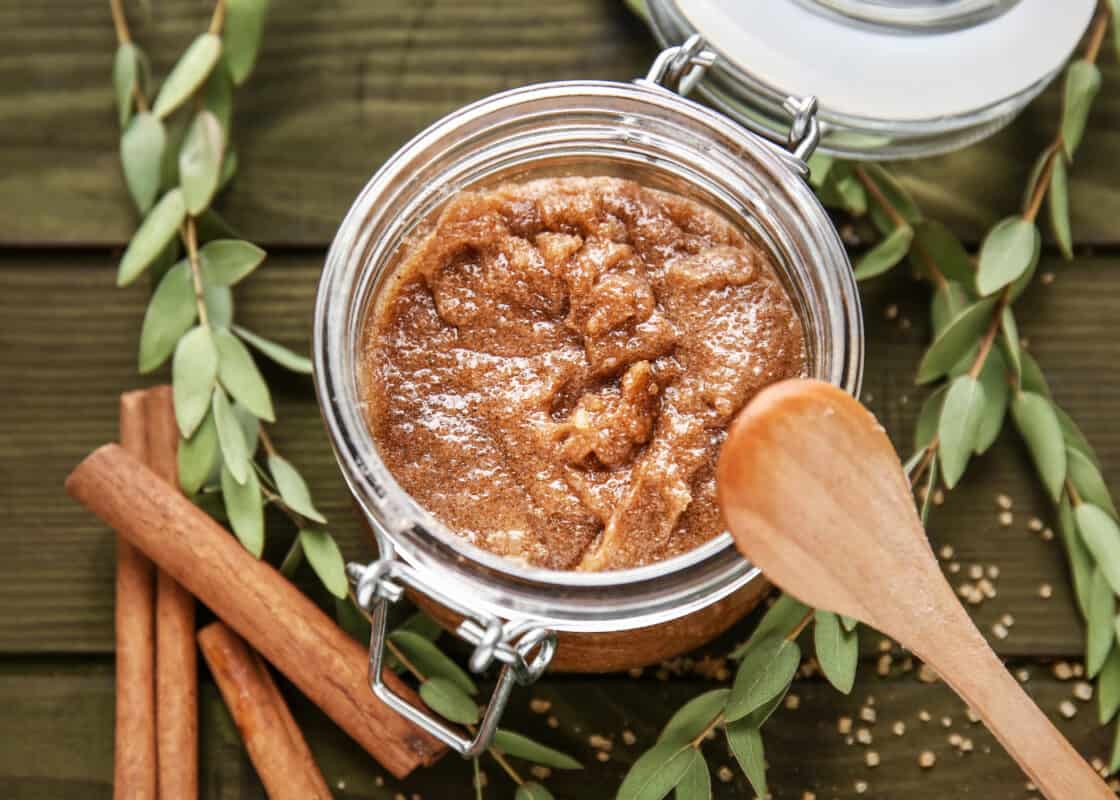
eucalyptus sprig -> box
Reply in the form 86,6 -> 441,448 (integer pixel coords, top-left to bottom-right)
109,0 -> 349,600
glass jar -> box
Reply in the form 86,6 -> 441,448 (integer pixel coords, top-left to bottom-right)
314,43 -> 862,755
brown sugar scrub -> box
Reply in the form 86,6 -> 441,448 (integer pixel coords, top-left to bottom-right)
359,176 -> 806,571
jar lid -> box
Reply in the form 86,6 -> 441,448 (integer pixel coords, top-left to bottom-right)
644,0 -> 1095,158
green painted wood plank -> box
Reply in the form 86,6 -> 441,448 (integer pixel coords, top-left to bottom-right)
1,1 -> 1118,247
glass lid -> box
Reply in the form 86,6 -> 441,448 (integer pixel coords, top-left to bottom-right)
644,0 -> 1095,158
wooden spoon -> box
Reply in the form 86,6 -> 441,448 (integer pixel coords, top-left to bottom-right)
716,378 -> 1110,799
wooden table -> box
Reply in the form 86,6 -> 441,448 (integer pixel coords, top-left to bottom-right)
3,2 -> 1120,797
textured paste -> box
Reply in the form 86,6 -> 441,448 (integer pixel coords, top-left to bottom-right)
360,177 -> 807,570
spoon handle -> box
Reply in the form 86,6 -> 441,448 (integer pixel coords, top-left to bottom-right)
918,604 -> 1111,799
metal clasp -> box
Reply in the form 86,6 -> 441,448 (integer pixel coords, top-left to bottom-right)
347,539 -> 556,758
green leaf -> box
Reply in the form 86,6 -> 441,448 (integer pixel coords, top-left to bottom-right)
419,677 -> 480,725
172,326 -> 218,437
1111,719 -> 1120,775
398,611 -> 443,641
814,610 -> 858,694
1076,504 -> 1120,596
930,281 -> 969,337
179,109 -> 225,215
840,615 -> 858,632
153,33 -> 223,118
674,753 -> 710,800
203,57 -> 233,132
233,325 -> 313,374
1018,351 -> 1051,397
617,745 -> 698,800
218,149 -> 238,193
815,162 -> 866,214
726,635 -> 801,722
916,297 -> 997,384
853,224 -> 913,281
1087,568 -> 1115,678
976,217 -> 1040,297
299,528 -> 348,599
914,385 -> 947,452
199,239 -> 266,286
138,261 -> 196,373
233,401 -> 260,457
1068,447 -> 1117,518
1099,648 -> 1120,725
212,387 -> 250,483
389,630 -> 477,695
148,237 -> 182,284
658,689 -> 729,747
1059,496 -> 1094,619
1011,392 -> 1067,501
912,219 -> 974,285
1062,60 -> 1102,161
204,285 -> 234,329
223,0 -> 270,85
220,462 -> 264,556
806,153 -> 834,187
999,308 -> 1021,380
938,374 -> 986,489
117,189 -> 187,286
268,453 -> 326,523
214,328 -> 274,421
158,115 -> 189,192
113,43 -> 139,128
1056,405 -> 1100,468
863,163 -> 922,231
178,409 -> 220,495
335,597 -> 372,644
730,594 -> 809,660
515,782 -> 555,800
974,347 -> 1010,455
120,112 -> 165,214
726,721 -> 767,799
492,730 -> 582,770
1048,151 -> 1073,259
196,208 -> 242,240
1022,147 -> 1051,213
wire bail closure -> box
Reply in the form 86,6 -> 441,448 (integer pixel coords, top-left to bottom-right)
347,533 -> 557,758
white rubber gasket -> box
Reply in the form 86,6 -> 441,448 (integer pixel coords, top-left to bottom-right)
677,0 -> 1095,122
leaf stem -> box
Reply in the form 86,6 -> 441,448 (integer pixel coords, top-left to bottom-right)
279,535 -> 303,577
258,426 -> 278,458
967,292 -> 1009,380
909,441 -> 939,489
1022,144 -> 1060,224
786,609 -> 814,642
488,747 -> 525,786
1084,2 -> 1112,65
386,638 -> 428,682
473,756 -> 484,800
109,0 -> 131,44
181,217 -> 211,328
208,0 -> 227,36
688,711 -> 725,749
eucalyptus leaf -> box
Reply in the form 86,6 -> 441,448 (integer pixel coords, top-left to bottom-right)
1087,568 -> 1115,678
1059,496 -> 1094,619
914,385 -> 947,452
172,325 -> 217,437
214,328 -> 274,421
814,610 -> 858,694
674,753 -> 711,800
492,730 -> 582,770
658,689 -> 729,747
234,401 -> 260,457
730,594 -> 809,660
138,261 -> 196,373
974,347 -> 1010,455
840,615 -> 858,633
1100,648 -> 1120,725
912,219 -> 974,285
1048,151 -> 1073,259
1000,308 -> 1021,380
203,288 -> 234,334
199,239 -> 266,286
113,42 -> 139,127
218,149 -> 238,193
299,528 -> 348,598
1067,447 -> 1117,518
148,237 -> 182,284
121,112 -> 165,214
203,57 -> 233,132
178,409 -> 219,495
220,462 -> 264,556
1018,351 -> 1051,397
1056,405 -> 1100,468
617,745 -> 698,800
930,281 -> 968,337
153,33 -> 223,118
212,388 -> 250,485
223,0 -> 270,85
159,115 -> 189,192
180,109 -> 225,215
398,611 -> 443,641
976,217 -> 1040,297
1022,147 -> 1051,212
1062,60 -> 1102,161
279,536 -> 303,577
938,375 -> 986,489
233,325 -> 313,374
419,677 -> 480,725
515,783 -> 555,800
389,630 -> 476,695
863,163 -> 922,231
916,297 -> 997,384
334,597 -> 372,644
816,162 -> 866,214
853,224 -> 913,281
196,208 -> 242,240
117,188 -> 187,286
806,152 -> 834,187
1011,392 -> 1067,501
268,454 -> 326,523
1076,504 -> 1120,596
725,635 -> 801,722
726,720 -> 767,800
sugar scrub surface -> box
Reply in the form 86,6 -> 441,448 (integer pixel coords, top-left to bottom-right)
360,176 -> 806,570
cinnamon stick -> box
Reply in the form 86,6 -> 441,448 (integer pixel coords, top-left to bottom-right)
66,443 -> 445,778
199,622 -> 332,799
145,386 -> 198,800
115,391 -> 157,800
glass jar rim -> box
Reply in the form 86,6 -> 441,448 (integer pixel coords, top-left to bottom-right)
314,79 -> 863,631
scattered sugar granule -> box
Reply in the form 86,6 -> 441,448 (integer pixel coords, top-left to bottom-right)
1074,682 -> 1094,702
1016,669 -> 1031,683
589,734 -> 612,751
595,751 -> 610,763
627,667 -> 643,679
948,733 -> 963,747
892,721 -> 906,736
1039,583 -> 1053,599
998,511 -> 1013,527
1073,664 -> 1085,678
919,710 -> 932,722
1001,613 -> 1015,627
919,750 -> 937,769
918,664 -> 938,684
992,622 -> 1009,640
933,489 -> 945,506
1053,662 -> 1074,680
987,565 -> 1000,580
785,693 -> 801,710
717,766 -> 734,783
802,793 -> 817,800
547,716 -> 560,729
622,730 -> 637,746
856,728 -> 873,745
865,751 -> 880,768
877,653 -> 893,677
939,545 -> 954,560
960,738 -> 974,753
941,716 -> 953,728
860,706 -> 877,723
969,564 -> 984,580
948,562 -> 961,574
997,494 -> 1013,510
879,638 -> 893,652
1028,517 -> 1044,532
1059,700 -> 1077,719
855,779 -> 869,794
838,716 -> 853,734
529,698 -> 551,714
966,707 -> 981,724
884,304 -> 899,320
1041,271 -> 1055,285
1042,528 -> 1055,541
531,766 -> 552,780
978,579 -> 997,600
